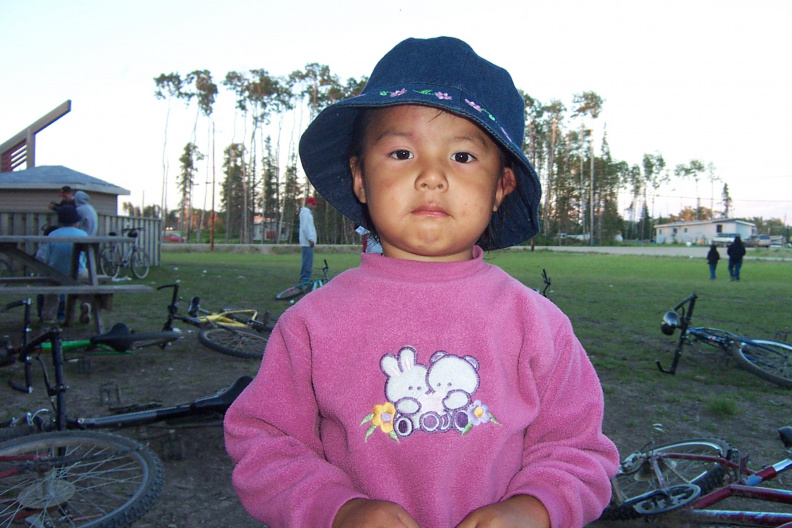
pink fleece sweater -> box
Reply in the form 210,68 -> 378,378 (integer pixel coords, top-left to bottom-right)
224,247 -> 619,527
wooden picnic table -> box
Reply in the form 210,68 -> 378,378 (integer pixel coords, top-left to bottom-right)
0,235 -> 152,333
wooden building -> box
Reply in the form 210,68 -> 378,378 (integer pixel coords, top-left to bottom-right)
0,165 -> 128,215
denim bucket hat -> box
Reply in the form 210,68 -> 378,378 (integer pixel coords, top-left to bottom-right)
299,36 -> 541,250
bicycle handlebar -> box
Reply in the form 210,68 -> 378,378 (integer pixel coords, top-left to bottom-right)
674,293 -> 698,313
1,298 -> 31,314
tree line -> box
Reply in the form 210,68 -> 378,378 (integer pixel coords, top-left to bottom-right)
148,64 -> 770,246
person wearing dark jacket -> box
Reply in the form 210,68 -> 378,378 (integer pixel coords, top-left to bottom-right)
706,244 -> 720,280
727,236 -> 746,281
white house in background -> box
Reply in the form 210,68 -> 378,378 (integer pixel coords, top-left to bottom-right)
654,219 -> 756,245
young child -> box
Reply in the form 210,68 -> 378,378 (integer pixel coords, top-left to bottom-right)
224,36 -> 619,528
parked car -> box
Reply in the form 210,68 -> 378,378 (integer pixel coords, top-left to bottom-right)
162,231 -> 186,243
712,232 -> 738,247
744,234 -> 771,248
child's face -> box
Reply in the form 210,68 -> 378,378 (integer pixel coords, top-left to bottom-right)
351,105 -> 515,262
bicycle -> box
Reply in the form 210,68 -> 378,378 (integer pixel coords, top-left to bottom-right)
158,282 -> 275,359
601,426 -> 792,526
0,325 -> 252,528
275,259 -> 330,300
99,227 -> 151,279
657,293 -> 792,388
1,298 -> 181,393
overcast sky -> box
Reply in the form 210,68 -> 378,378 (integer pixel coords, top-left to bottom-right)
1,0 -> 790,222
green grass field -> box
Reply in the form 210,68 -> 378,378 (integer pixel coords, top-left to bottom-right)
2,249 -> 790,458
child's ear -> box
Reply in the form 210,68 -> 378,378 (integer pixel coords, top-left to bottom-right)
493,167 -> 517,212
350,157 -> 367,203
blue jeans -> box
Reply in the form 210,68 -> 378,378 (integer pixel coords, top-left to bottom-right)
300,246 -> 314,283
708,263 -> 717,280
728,260 -> 742,280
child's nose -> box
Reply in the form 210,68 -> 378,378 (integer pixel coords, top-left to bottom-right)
415,163 -> 447,191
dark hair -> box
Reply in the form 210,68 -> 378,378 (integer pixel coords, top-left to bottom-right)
347,106 -> 521,249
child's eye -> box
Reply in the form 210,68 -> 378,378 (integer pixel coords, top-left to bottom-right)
452,152 -> 476,163
390,150 -> 413,160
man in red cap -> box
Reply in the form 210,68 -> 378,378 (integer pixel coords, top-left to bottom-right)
299,197 -> 318,283
48,185 -> 75,211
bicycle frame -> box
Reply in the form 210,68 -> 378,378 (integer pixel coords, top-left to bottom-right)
656,294 -> 792,388
2,299 -> 178,393
624,429 -> 792,526
275,259 -> 330,301
159,282 -> 270,333
3,326 -> 251,434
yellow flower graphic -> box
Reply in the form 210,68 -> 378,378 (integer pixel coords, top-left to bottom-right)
371,402 -> 396,434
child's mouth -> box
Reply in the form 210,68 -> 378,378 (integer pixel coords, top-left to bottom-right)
412,203 -> 448,217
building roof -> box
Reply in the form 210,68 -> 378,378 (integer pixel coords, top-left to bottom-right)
0,165 -> 129,196
655,218 -> 756,229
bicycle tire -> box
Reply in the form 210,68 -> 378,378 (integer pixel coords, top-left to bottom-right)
99,247 -> 120,278
274,282 -> 311,300
197,326 -> 268,359
130,247 -> 151,279
731,339 -> 792,388
601,437 -> 734,521
0,430 -> 164,528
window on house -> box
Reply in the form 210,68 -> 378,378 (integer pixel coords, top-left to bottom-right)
716,225 -> 723,233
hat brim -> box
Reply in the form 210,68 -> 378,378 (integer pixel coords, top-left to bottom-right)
300,86 -> 541,250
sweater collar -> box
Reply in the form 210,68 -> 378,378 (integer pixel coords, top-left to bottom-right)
359,246 -> 487,282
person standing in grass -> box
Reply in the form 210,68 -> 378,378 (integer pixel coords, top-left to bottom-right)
299,196 -> 318,283
727,236 -> 746,281
707,243 -> 720,280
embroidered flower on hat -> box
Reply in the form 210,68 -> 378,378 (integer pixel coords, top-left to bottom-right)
465,98 -> 482,112
435,92 -> 451,100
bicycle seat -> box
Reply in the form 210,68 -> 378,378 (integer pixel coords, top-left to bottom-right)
192,376 -> 252,412
90,322 -> 134,352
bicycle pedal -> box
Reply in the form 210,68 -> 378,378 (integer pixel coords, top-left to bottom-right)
77,356 -> 92,374
99,381 -> 121,407
160,430 -> 185,461
79,302 -> 92,324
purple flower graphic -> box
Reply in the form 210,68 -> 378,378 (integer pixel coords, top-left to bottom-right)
435,92 -> 452,100
465,99 -> 482,112
466,400 -> 491,426
390,88 -> 407,97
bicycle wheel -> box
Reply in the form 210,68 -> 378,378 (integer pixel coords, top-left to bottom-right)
0,430 -> 164,528
198,326 -> 268,359
274,282 -> 311,300
99,247 -> 120,278
731,339 -> 792,388
129,248 -> 151,279
601,437 -> 734,521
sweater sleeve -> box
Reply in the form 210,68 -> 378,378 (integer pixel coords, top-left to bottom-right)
505,323 -> 619,528
223,319 -> 365,527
